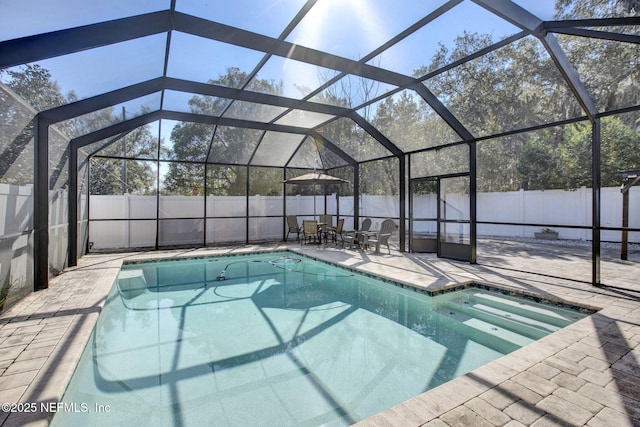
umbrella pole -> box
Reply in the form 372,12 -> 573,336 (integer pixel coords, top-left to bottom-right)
324,191 -> 327,216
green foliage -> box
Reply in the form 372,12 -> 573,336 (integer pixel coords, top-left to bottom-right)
559,117 -> 640,188
2,65 -> 159,193
412,179 -> 437,196
557,122 -> 593,188
162,163 -> 204,196
0,89 -> 34,185
2,1 -> 639,198
90,158 -> 156,195
370,91 -> 436,152
517,136 -> 562,191
163,68 -> 285,195
249,167 -> 283,196
208,165 -> 246,196
89,122 -> 158,195
1,65 -> 73,186
555,0 -> 639,19
2,64 -> 70,111
410,0 -> 640,192
360,158 -> 399,195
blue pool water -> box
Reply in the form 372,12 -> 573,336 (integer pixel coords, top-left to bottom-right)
51,252 -> 589,426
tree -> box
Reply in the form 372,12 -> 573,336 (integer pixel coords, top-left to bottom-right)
89,122 -> 158,195
89,157 -> 156,195
360,158 -> 399,196
370,91 -> 427,153
1,64 -> 71,111
1,65 -> 74,185
599,117 -> 640,184
559,116 -> 640,188
0,84 -> 35,185
555,0 -> 640,123
556,0 -> 639,19
409,0 -> 640,192
1,64 -> 158,193
164,68 -> 285,195
517,137 -> 562,190
162,118 -> 212,195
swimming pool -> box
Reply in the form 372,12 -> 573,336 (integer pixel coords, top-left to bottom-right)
51,251 -> 591,426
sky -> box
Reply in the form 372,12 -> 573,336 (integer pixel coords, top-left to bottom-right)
0,0 -> 564,182
0,0 -> 560,146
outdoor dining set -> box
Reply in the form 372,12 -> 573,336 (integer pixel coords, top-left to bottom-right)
286,215 -> 397,254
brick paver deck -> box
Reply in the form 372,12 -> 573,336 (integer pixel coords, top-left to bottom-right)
1,241 -> 639,426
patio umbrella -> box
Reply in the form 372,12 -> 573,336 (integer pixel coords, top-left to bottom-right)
283,172 -> 348,219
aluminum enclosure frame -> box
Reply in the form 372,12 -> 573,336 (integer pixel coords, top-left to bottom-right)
4,2 -> 635,289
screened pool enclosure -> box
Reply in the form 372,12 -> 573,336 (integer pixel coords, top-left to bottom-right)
1,0 -> 639,312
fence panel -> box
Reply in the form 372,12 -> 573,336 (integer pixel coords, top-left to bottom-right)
84,187 -> 640,249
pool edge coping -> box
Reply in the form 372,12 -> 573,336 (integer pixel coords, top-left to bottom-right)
121,248 -> 602,315
5,246 -> 632,427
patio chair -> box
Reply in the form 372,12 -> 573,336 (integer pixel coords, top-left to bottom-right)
326,218 -> 345,245
302,220 -> 321,244
286,215 -> 301,241
342,218 -> 372,249
365,218 -> 397,254
319,214 -> 333,228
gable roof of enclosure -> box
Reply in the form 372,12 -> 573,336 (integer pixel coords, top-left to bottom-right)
3,0 -> 639,172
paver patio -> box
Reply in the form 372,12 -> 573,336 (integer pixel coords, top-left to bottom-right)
1,240 -> 639,426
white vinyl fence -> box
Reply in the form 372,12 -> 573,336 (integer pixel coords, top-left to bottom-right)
478,187 -> 639,242
0,184 -> 72,308
414,187 -> 640,243
0,183 -> 34,308
86,186 -> 640,249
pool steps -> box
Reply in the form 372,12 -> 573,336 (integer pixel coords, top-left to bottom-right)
117,269 -> 147,296
431,289 -> 578,353
453,302 -> 558,338
456,290 -> 579,326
